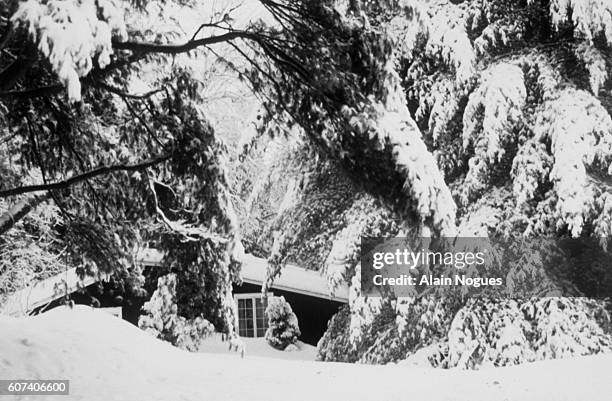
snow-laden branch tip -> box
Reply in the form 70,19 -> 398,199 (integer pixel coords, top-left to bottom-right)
147,177 -> 229,245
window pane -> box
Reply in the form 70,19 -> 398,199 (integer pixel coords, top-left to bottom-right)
255,305 -> 264,319
255,299 -> 265,317
244,315 -> 254,337
238,318 -> 248,336
256,318 -> 266,336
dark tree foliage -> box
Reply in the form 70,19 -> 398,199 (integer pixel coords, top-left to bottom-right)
0,0 -> 245,337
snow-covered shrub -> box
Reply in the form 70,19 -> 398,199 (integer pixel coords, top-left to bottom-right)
139,274 -> 214,352
344,300 -> 403,364
446,299 -> 532,369
401,342 -> 448,368
319,294 -> 612,369
316,305 -> 359,362
443,298 -> 612,369
358,297 -> 460,365
265,296 -> 300,350
318,297 -> 453,365
358,324 -> 406,365
317,302 -> 402,364
529,298 -> 612,360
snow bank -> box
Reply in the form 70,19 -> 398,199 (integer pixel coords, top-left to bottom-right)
1,305 -> 611,401
198,333 -> 317,361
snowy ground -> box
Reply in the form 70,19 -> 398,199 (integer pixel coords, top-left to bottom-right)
198,333 -> 317,361
1,306 -> 612,401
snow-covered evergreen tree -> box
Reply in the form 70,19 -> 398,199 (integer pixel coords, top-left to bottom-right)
242,0 -> 612,368
1,0 -> 245,341
265,296 -> 301,350
139,274 -> 215,351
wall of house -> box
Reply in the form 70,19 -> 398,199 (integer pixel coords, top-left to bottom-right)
233,282 -> 343,346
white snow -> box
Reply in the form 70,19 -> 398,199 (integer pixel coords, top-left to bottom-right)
2,305 -> 612,401
198,333 -> 317,361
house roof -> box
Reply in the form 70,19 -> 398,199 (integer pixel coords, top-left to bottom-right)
239,254 -> 349,303
138,249 -> 349,303
1,249 -> 348,317
1,269 -> 110,317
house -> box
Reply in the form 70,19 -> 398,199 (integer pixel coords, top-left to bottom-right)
138,249 -> 348,345
1,250 -> 348,346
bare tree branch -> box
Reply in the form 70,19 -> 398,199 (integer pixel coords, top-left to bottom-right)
0,154 -> 171,198
147,176 -> 229,244
93,81 -> 164,99
112,31 -> 256,55
0,84 -> 63,99
189,21 -> 232,42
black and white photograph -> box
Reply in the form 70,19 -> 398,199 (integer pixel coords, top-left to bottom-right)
1,0 -> 612,399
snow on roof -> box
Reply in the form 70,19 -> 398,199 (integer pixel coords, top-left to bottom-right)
1,249 -> 348,316
139,249 -> 349,303
240,254 -> 348,303
1,268 -> 110,317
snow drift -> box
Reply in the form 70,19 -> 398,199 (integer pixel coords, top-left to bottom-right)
1,305 -> 611,401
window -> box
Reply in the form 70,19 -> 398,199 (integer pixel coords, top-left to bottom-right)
235,294 -> 270,337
